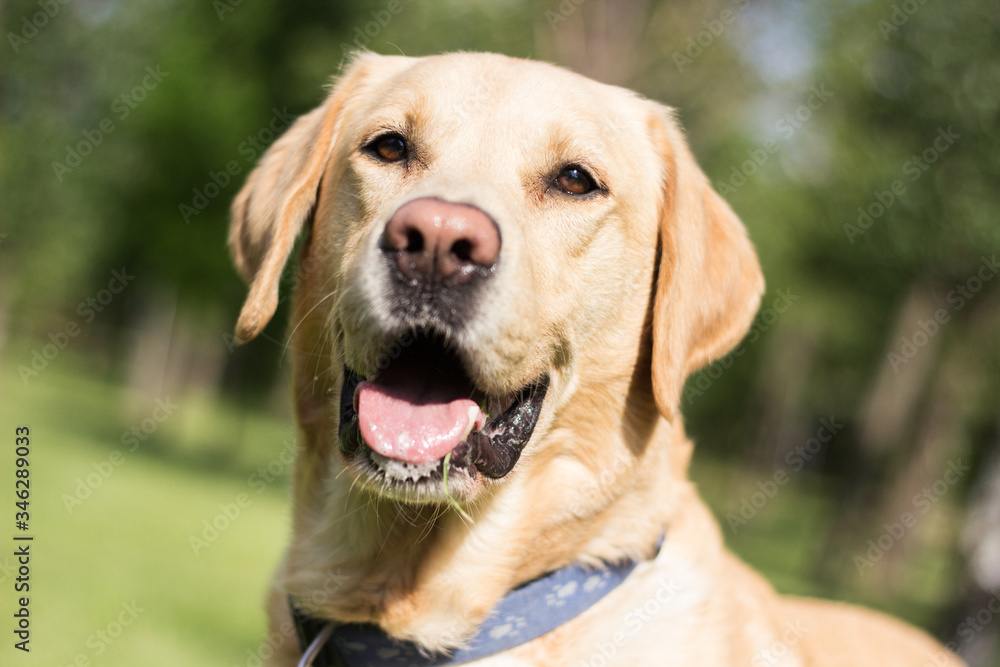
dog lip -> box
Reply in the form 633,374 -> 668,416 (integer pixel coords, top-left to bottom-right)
337,360 -> 548,482
467,377 -> 548,478
339,367 -> 366,457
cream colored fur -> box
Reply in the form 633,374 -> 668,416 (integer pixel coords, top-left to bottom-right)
230,52 -> 964,666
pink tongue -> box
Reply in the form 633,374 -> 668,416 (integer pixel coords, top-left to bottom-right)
357,382 -> 486,463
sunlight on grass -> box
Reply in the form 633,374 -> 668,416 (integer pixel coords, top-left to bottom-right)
0,356 -> 291,667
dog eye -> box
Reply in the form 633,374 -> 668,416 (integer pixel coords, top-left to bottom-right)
365,133 -> 408,162
555,165 -> 597,196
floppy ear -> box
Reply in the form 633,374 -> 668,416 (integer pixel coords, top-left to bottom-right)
649,108 -> 765,419
228,57 -> 371,343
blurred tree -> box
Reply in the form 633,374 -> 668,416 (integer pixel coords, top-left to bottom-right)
1,0 -> 387,396
1,0 -> 997,659
664,0 -> 1000,649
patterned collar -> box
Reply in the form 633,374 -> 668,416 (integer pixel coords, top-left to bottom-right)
291,538 -> 663,667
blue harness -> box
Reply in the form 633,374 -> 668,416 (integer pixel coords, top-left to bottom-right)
291,539 -> 662,667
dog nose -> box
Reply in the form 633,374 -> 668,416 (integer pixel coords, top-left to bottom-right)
381,198 -> 500,287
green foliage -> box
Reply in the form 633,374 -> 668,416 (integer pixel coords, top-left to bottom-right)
1,0 -> 996,656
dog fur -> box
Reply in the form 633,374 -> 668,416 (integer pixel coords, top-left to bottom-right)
229,52 -> 964,666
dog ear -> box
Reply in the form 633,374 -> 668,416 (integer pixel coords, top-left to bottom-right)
649,108 -> 765,420
228,56 -> 373,343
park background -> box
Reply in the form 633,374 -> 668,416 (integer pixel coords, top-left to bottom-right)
1,0 -> 999,664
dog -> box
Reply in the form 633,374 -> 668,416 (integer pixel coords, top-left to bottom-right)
229,51 -> 964,666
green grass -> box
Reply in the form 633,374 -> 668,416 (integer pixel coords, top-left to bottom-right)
0,353 -> 291,667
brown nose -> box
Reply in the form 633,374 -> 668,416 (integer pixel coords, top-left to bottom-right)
381,198 -> 501,287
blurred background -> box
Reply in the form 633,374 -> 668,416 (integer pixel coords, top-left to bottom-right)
1,0 -> 998,665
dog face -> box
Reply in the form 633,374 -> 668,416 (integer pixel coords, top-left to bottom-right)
224,54 -> 966,666
229,52 -> 763,509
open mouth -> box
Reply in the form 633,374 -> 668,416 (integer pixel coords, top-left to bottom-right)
338,332 -> 548,493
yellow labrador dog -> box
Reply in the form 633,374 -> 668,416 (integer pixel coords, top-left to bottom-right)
230,52 -> 963,667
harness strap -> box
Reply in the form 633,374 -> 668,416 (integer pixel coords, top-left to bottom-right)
290,536 -> 664,667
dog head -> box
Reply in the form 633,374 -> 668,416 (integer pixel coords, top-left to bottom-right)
229,51 -> 763,510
